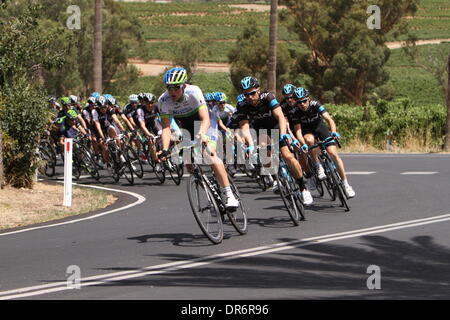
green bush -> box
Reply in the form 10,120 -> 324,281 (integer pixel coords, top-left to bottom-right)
326,99 -> 446,149
0,77 -> 50,188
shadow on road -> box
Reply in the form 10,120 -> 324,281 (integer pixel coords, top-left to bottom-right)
90,235 -> 450,299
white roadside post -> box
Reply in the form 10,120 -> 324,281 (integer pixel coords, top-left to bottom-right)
63,138 -> 73,207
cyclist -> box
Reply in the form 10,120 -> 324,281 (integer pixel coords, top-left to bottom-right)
69,95 -> 82,113
236,76 -> 313,204
58,97 -> 88,132
54,109 -> 87,155
136,92 -> 165,172
48,96 -> 61,115
123,94 -> 141,131
289,87 -> 355,198
92,96 -> 126,164
158,67 -> 239,209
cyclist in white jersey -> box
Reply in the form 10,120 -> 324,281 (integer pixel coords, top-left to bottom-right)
158,67 -> 239,209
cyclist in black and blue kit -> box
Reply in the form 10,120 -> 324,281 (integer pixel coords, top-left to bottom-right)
236,76 -> 313,204
289,87 -> 355,198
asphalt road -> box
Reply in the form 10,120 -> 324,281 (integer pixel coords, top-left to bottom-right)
1,153 -> 450,301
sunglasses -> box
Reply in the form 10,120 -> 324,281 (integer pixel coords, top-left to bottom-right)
297,99 -> 308,104
285,96 -> 294,100
244,90 -> 258,97
167,85 -> 182,91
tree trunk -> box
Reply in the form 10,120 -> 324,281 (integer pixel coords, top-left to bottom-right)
444,50 -> 450,151
93,0 -> 103,93
267,0 -> 278,93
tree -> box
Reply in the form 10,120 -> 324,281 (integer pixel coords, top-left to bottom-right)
267,0 -> 278,93
0,0 -> 63,188
445,50 -> 450,151
228,22 -> 292,95
93,0 -> 103,92
280,0 -> 418,106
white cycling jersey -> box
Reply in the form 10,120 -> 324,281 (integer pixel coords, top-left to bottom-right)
158,84 -> 206,119
216,103 -> 236,121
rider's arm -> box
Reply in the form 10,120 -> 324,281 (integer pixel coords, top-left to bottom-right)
197,105 -> 210,137
293,123 -> 307,146
77,114 -> 88,130
321,111 -> 337,133
121,113 -> 135,131
160,117 -> 172,151
271,107 -> 287,137
238,120 -> 253,147
139,120 -> 153,138
112,114 -> 126,132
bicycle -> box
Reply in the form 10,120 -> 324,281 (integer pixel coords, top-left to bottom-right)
185,141 -> 247,244
72,134 -> 100,181
104,134 -> 134,185
38,130 -> 57,177
310,136 -> 350,212
275,153 -> 306,226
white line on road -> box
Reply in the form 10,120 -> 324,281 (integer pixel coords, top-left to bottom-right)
400,172 -> 438,175
2,212 -> 450,299
0,184 -> 146,237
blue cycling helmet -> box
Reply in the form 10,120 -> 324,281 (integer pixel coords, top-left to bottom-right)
204,93 -> 213,102
282,84 -> 296,95
90,92 -> 101,99
236,94 -> 245,104
215,92 -> 227,103
293,87 -> 310,100
163,67 -> 188,85
239,76 -> 259,91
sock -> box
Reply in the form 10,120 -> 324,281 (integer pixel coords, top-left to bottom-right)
296,177 -> 306,191
221,186 -> 233,197
343,179 -> 349,186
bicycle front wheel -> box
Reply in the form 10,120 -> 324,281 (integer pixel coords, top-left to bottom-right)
276,172 -> 301,226
187,175 -> 223,244
226,174 -> 248,235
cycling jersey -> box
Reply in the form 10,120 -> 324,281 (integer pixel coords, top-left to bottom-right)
123,103 -> 140,119
158,84 -> 207,140
216,103 -> 236,122
236,92 -> 280,130
136,106 -> 162,136
288,100 -> 326,128
91,107 -> 116,135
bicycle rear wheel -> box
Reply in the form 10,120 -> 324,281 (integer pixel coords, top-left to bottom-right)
38,143 -> 56,177
79,146 -> 100,180
226,174 -> 248,235
187,174 -> 223,244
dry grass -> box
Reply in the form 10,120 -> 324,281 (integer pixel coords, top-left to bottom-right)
0,182 -> 117,231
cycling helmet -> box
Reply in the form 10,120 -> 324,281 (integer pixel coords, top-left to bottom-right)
87,96 -> 97,104
204,93 -> 213,102
106,97 -> 116,105
90,92 -> 101,99
142,93 -> 156,103
60,97 -> 71,106
216,92 -> 227,103
240,76 -> 259,91
128,94 -> 139,103
137,93 -> 145,101
282,84 -> 296,95
48,96 -> 56,103
66,109 -> 78,120
163,67 -> 188,85
97,96 -> 107,107
103,94 -> 113,101
236,94 -> 245,104
69,95 -> 78,104
293,87 -> 310,100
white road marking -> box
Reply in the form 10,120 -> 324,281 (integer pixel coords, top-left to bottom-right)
0,183 -> 146,237
2,212 -> 450,299
400,172 -> 437,175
